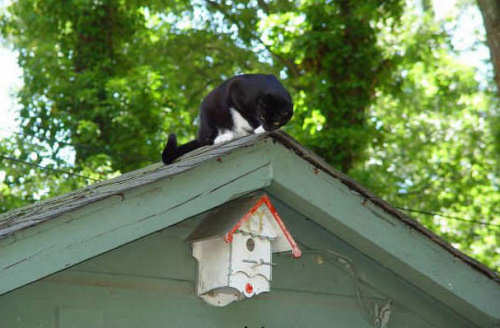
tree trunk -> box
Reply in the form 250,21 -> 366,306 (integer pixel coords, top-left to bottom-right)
477,0 -> 500,95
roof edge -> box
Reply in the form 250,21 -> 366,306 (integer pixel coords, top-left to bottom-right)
269,130 -> 499,282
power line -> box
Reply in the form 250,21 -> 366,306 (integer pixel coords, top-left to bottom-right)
0,155 -> 101,182
2,132 -> 498,228
396,207 -> 500,228
6,129 -> 98,150
5,129 -> 153,162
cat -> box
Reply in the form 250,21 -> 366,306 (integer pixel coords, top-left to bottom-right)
162,74 -> 293,164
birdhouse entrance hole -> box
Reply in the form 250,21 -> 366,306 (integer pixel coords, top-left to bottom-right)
246,238 -> 255,251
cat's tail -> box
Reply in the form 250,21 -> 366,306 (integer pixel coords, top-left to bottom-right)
162,134 -> 201,164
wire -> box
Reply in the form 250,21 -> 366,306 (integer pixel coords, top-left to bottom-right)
2,128 -> 499,228
6,129 -> 101,150
0,155 -> 102,182
395,207 -> 500,228
4,129 -> 153,162
301,247 -> 392,327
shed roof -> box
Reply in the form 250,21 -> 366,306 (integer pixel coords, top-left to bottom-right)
1,131 -> 496,281
1,131 -> 498,326
0,133 -> 263,238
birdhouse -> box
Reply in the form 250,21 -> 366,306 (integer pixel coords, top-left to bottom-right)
187,194 -> 302,307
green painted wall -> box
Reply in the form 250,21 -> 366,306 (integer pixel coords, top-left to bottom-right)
0,196 -> 475,328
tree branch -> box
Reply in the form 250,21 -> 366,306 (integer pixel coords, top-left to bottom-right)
205,0 -> 301,77
477,0 -> 500,96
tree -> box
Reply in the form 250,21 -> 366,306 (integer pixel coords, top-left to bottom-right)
350,2 -> 500,269
204,0 -> 404,171
1,0 -> 498,270
1,0 -> 404,173
477,0 -> 500,95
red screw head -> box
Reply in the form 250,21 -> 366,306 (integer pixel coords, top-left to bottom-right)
245,283 -> 253,295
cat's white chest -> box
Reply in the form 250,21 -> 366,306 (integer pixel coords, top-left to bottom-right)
230,108 -> 253,136
214,108 -> 262,144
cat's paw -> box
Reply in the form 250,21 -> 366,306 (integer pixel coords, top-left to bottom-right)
254,126 -> 266,134
214,131 -> 235,144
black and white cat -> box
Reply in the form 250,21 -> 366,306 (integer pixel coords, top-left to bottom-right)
162,74 -> 293,164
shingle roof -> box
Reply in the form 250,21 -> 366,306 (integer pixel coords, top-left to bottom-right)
0,131 -> 497,282
0,132 -> 262,238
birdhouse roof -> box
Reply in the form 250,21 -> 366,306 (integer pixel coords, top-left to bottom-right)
187,193 -> 301,258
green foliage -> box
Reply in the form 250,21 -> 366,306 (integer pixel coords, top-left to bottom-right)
0,0 -> 498,270
0,136 -> 116,213
350,4 -> 500,269
1,0 -> 266,173
215,0 -> 404,171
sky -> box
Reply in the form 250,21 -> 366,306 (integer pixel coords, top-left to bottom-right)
0,44 -> 22,138
0,0 -> 22,138
0,0 -> 492,139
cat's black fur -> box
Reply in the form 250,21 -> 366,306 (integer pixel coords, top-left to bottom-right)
162,74 -> 293,164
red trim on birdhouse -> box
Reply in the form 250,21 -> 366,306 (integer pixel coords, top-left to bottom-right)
223,197 -> 265,243
223,195 -> 302,258
262,195 -> 302,258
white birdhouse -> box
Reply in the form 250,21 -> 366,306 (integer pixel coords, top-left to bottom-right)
187,193 -> 302,307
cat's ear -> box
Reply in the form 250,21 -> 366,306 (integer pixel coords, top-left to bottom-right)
227,78 -> 247,110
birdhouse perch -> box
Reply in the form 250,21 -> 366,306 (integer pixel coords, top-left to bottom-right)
187,193 -> 302,307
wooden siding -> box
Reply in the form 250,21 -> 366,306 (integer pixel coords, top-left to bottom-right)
0,200 -> 474,328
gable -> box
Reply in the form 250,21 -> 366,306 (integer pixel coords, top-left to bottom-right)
0,132 -> 498,327
0,203 -> 479,327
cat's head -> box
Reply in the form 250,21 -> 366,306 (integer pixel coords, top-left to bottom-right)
256,93 -> 293,131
